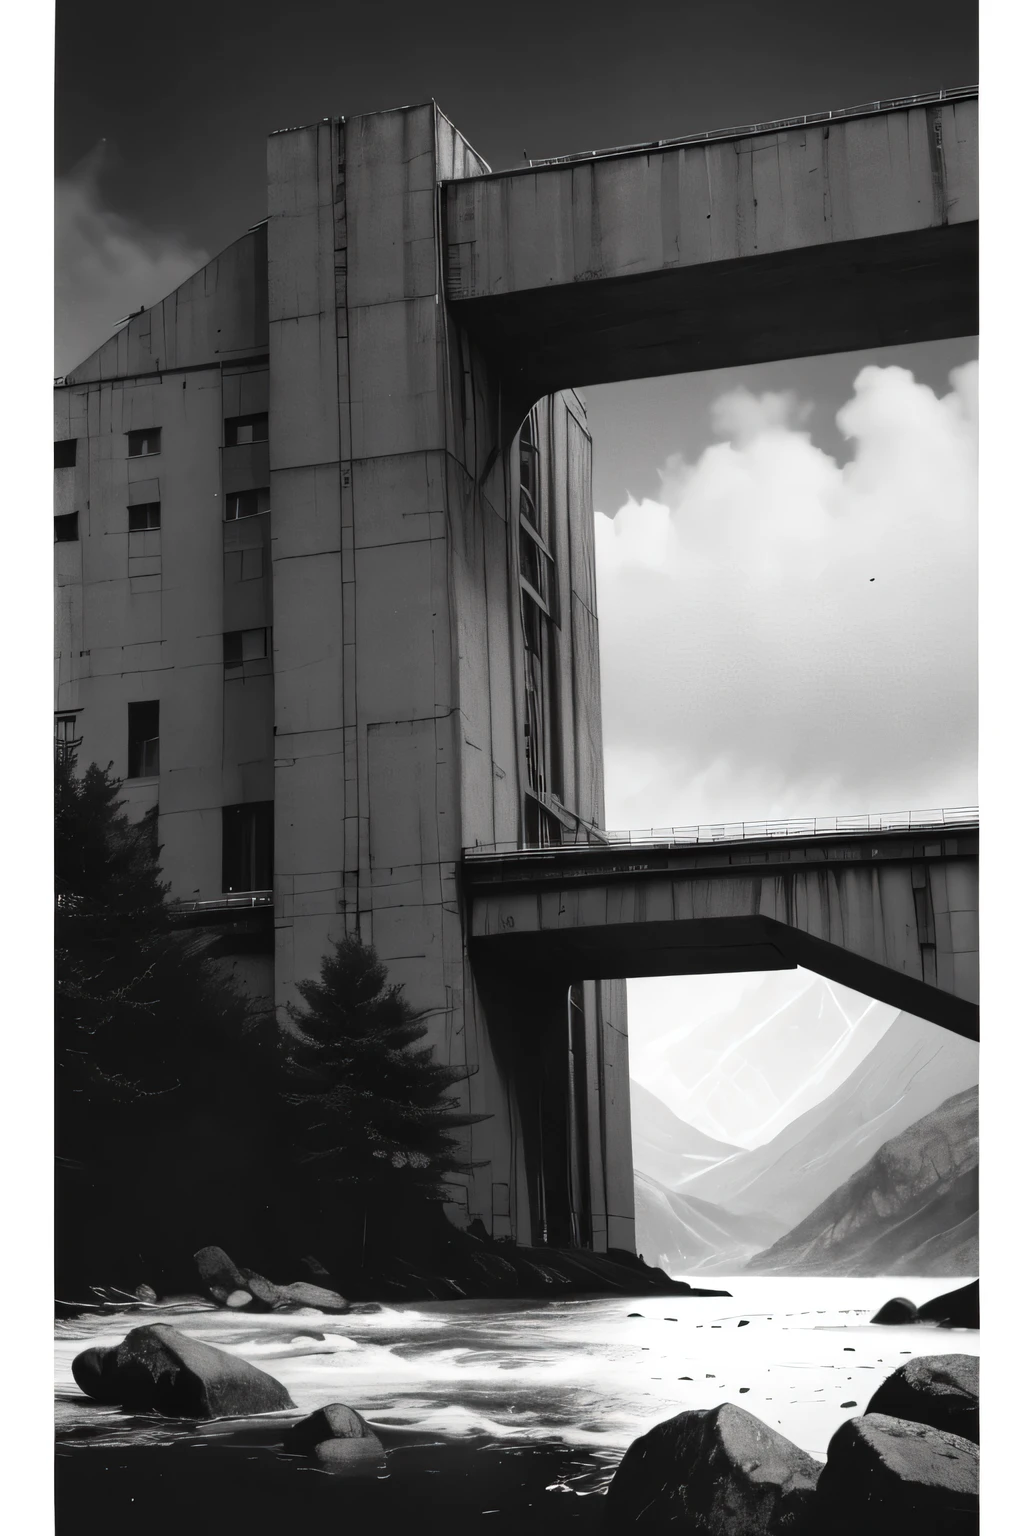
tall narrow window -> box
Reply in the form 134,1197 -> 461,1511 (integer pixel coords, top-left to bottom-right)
224,487 -> 270,520
54,439 -> 77,469
127,428 -> 161,458
54,513 -> 79,543
127,700 -> 160,778
128,502 -> 161,531
225,414 -> 269,447
518,410 -> 562,828
222,802 -> 274,892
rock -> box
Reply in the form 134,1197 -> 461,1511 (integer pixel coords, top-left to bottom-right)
870,1296 -> 919,1325
72,1324 -> 294,1418
242,1272 -> 286,1310
283,1402 -> 385,1476
225,1290 -> 253,1309
918,1279 -> 979,1329
866,1355 -> 979,1444
815,1413 -> 978,1534
71,1345 -> 121,1403
273,1281 -> 349,1313
135,1284 -> 158,1304
194,1246 -> 248,1299
607,1401 -> 821,1533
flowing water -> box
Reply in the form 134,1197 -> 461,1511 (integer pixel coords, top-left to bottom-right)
55,1276 -> 979,1533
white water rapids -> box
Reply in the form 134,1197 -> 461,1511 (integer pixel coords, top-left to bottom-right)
55,1275 -> 978,1480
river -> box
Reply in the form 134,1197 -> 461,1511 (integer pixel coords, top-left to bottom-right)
55,1275 -> 978,1534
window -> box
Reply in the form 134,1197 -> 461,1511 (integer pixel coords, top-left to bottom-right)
224,487 -> 270,520
225,413 -> 269,447
222,802 -> 273,892
127,700 -> 159,778
54,439 -> 77,469
54,513 -> 79,543
55,714 -> 80,764
127,428 -> 161,458
518,411 -> 562,813
128,502 -> 161,531
223,628 -> 269,670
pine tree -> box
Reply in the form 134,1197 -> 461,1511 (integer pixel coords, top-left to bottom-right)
281,938 -> 487,1260
55,754 -> 278,1292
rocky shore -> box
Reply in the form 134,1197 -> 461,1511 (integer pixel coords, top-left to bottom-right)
65,1277 -> 979,1534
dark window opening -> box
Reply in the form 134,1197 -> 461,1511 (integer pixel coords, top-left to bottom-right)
222,802 -> 273,893
55,714 -> 81,764
223,627 -> 269,670
127,700 -> 160,779
54,513 -> 79,543
128,502 -> 161,531
54,439 -> 77,469
225,413 -> 269,447
127,428 -> 161,458
225,487 -> 270,520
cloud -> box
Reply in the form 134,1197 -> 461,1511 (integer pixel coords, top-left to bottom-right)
595,363 -> 978,830
55,147 -> 208,376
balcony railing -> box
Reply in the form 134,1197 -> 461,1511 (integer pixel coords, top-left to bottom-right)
465,806 -> 979,860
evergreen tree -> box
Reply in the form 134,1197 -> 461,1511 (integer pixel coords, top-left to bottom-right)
55,754 -> 279,1292
281,938 -> 487,1261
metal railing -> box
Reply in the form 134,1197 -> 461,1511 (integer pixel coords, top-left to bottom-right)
465,806 -> 978,859
525,86 -> 977,170
171,891 -> 273,916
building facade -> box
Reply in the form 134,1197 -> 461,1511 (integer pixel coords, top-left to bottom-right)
54,102 -> 635,1256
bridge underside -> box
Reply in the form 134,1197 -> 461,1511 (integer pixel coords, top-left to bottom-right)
451,224 -> 978,396
466,828 -> 979,1041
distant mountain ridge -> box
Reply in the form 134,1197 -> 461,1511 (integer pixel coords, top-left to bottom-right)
630,1081 -> 742,1190
677,1011 -> 978,1230
745,1085 -> 978,1276
634,1170 -> 787,1275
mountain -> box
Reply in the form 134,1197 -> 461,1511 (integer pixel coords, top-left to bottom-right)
745,1085 -> 978,1277
629,971 -> 895,1149
679,1011 -> 978,1230
634,1170 -> 787,1275
630,1081 -> 742,1189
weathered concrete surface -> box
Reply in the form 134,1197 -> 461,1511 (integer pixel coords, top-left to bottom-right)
265,107 -> 632,1253
467,825 -> 979,1039
445,97 -> 978,397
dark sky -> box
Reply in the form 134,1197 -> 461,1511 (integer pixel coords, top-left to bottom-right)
57,0 -> 978,259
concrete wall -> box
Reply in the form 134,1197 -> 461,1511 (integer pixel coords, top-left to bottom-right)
266,103 -> 631,1252
55,229 -> 274,1000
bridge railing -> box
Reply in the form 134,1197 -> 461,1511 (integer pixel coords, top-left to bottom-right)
524,86 -> 978,169
465,806 -> 979,859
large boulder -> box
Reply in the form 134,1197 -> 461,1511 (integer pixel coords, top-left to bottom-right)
870,1296 -> 919,1325
194,1246 -> 249,1303
283,1403 -> 385,1475
72,1324 -> 294,1418
815,1413 -> 978,1534
606,1402 -> 821,1533
918,1280 -> 979,1329
866,1355 -> 979,1444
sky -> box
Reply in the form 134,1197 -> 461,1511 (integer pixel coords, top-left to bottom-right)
51,0 -> 980,1144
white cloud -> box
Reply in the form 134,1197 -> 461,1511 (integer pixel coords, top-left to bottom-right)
595,363 -> 978,830
55,148 -> 209,376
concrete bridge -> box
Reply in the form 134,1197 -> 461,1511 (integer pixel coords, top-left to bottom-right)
444,87 -> 978,414
465,810 -> 979,1043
